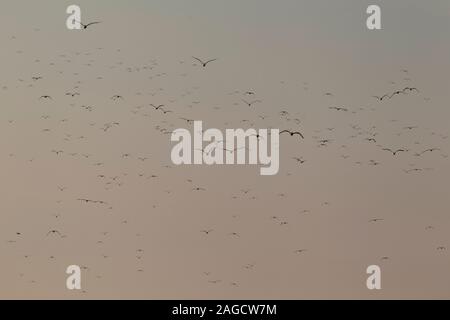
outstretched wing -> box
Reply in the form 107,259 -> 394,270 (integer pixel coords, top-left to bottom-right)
192,56 -> 205,65
204,59 -> 217,65
293,132 -> 304,139
85,21 -> 101,27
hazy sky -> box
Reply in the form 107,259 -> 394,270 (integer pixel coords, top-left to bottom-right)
0,1 -> 449,299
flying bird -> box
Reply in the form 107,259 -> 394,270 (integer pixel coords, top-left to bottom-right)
150,104 -> 165,110
242,99 -> 262,107
419,148 -> 440,155
292,157 -> 306,164
180,118 -> 195,124
46,230 -> 63,237
280,130 -> 304,139
390,90 -> 405,99
402,87 -> 419,93
160,108 -> 172,114
372,94 -> 390,101
77,21 -> 101,30
382,148 -> 407,156
192,57 -> 217,67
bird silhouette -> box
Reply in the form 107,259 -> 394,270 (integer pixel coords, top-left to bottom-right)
382,148 -> 407,156
46,230 -> 63,237
150,104 -> 165,110
372,94 -> 390,101
192,56 -> 217,67
329,107 -> 348,112
281,130 -> 304,139
77,21 -> 101,30
418,148 -> 440,156
402,87 -> 419,93
292,157 -> 306,164
242,99 -> 262,107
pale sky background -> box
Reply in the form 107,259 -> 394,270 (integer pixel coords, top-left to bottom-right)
0,0 -> 449,299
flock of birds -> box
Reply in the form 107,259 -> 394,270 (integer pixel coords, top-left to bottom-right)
1,17 -> 449,297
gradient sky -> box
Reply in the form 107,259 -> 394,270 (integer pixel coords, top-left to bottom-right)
0,0 -> 449,299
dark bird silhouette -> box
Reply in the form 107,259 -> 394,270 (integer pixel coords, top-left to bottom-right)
419,148 -> 440,155
77,21 -> 101,30
280,130 -> 304,139
52,150 -> 64,155
39,95 -> 52,100
372,94 -> 390,101
402,87 -> 419,94
389,90 -> 405,99
150,104 -> 165,110
46,230 -> 63,237
382,148 -> 407,156
192,56 -> 217,67
159,108 -> 172,114
242,99 -> 262,107
292,157 -> 306,164
180,118 -> 195,124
